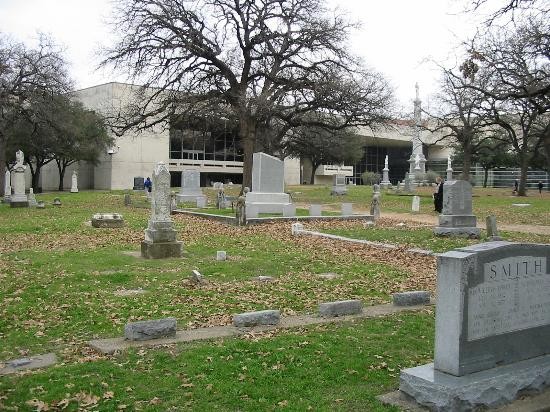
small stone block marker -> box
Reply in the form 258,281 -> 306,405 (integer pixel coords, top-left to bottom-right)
233,310 -> 281,327
52,197 -> 62,206
341,203 -> 353,216
486,215 -> 502,241
0,353 -> 57,376
318,300 -> 363,317
216,251 -> 227,261
190,269 -> 206,284
124,318 -> 177,341
291,222 -> 303,235
91,213 -> 125,228
309,204 -> 322,216
392,291 -> 430,306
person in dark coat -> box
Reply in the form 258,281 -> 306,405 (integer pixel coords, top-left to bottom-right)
433,176 -> 444,213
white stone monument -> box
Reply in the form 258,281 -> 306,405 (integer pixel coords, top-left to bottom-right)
141,162 -> 183,259
176,169 -> 203,203
70,170 -> 78,193
380,155 -> 391,189
245,152 -> 291,213
411,195 -> 420,212
3,169 -> 11,203
27,188 -> 37,207
407,83 -> 426,177
446,155 -> 453,181
10,150 -> 28,208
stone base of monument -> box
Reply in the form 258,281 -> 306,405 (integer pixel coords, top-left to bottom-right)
92,213 -> 125,228
330,185 -> 347,195
433,226 -> 481,238
400,354 -> 550,411
380,182 -> 391,189
10,196 -> 29,208
141,240 -> 183,259
433,214 -> 480,238
176,193 -> 203,203
246,192 -> 290,213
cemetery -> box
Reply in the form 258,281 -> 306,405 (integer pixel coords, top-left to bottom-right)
0,178 -> 549,410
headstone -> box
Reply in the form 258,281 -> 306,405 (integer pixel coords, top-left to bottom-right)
10,150 -> 28,207
176,169 -> 203,203
233,310 -> 280,327
318,300 -> 363,317
52,198 -> 62,206
124,194 -> 132,206
381,155 -> 391,189
124,318 -> 177,341
246,204 -> 259,219
341,203 -> 353,216
190,269 -> 206,284
216,251 -> 227,261
3,169 -> 11,203
370,190 -> 380,220
36,201 -> 45,209
400,242 -> 550,410
133,177 -> 145,191
141,162 -> 183,259
392,291 -> 430,306
309,204 -> 322,217
91,213 -> 125,228
411,195 -> 420,212
27,188 -> 37,207
486,215 -> 502,241
196,196 -> 207,208
331,174 -> 348,195
291,223 -> 303,235
403,173 -> 415,194
433,180 -> 480,238
245,152 -> 290,213
70,170 -> 78,193
282,203 -> 296,217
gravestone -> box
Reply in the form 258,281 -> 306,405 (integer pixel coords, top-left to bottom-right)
124,194 -> 132,206
36,201 -> 45,209
433,180 -> 480,238
309,204 -> 322,217
283,203 -> 296,217
245,152 -> 291,213
133,177 -> 145,191
216,251 -> 227,261
330,174 -> 348,196
486,215 -> 502,241
380,155 -> 391,189
3,169 -> 11,203
196,196 -> 207,208
92,213 -> 125,228
27,188 -> 37,207
341,203 -> 353,216
176,169 -> 203,203
246,204 -> 259,219
141,162 -> 183,259
10,150 -> 28,208
70,170 -> 78,193
411,195 -> 420,212
400,242 -> 550,410
403,172 -> 415,194
370,187 -> 380,220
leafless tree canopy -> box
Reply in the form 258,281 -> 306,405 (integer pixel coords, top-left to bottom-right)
102,0 -> 394,188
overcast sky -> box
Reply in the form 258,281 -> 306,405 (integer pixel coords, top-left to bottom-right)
0,0 -> 483,110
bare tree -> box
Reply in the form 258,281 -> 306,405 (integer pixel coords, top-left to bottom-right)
101,0 -> 394,189
0,33 -> 70,191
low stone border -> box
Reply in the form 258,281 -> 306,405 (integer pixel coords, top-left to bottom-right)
233,310 -> 280,327
0,353 -> 57,376
318,300 -> 363,317
88,301 -> 432,355
393,291 -> 431,307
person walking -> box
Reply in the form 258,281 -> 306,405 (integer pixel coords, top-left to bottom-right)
144,177 -> 152,199
513,180 -> 519,195
538,180 -> 544,197
433,176 -> 444,213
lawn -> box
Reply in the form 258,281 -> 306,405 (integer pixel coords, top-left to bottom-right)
0,187 -> 546,410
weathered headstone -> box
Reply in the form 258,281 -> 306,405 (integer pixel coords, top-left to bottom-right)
141,162 -> 183,259
10,150 -> 28,207
92,213 -> 125,228
36,201 -> 45,209
70,170 -> 78,193
380,155 -> 391,189
190,269 -> 206,285
282,203 -> 296,217
318,300 -> 363,317
233,310 -> 280,327
196,196 -> 207,208
341,203 -> 353,216
133,177 -> 145,191
433,180 -> 480,238
124,318 -> 176,341
124,194 -> 132,206
309,204 -> 322,217
176,169 -> 203,203
403,172 -> 415,194
331,174 -> 348,195
411,195 -> 420,212
246,204 -> 259,219
486,215 -> 502,241
3,169 -> 11,203
370,187 -> 380,220
27,188 -> 37,207
392,291 -> 430,306
216,251 -> 227,261
52,198 -> 62,206
291,223 -> 303,235
400,242 -> 550,410
245,152 -> 291,213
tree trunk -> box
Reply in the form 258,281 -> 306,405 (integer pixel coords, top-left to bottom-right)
518,155 -> 529,196
461,148 -> 472,181
32,166 -> 41,192
310,163 -> 319,185
239,115 -> 256,193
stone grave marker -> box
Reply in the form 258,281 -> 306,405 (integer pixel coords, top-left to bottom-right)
3,169 -> 11,203
330,174 -> 348,195
433,180 -> 480,238
400,241 -> 550,410
309,204 -> 322,217
141,161 -> 183,259
282,203 -> 296,217
486,215 -> 502,241
245,152 -> 291,213
27,188 -> 37,207
341,203 -> 353,216
176,169 -> 203,203
411,195 -> 420,212
52,198 -> 62,206
92,213 -> 125,228
70,170 -> 78,193
10,150 -> 28,207
133,177 -> 145,191
124,194 -> 132,206
370,187 -> 380,220
216,251 -> 227,261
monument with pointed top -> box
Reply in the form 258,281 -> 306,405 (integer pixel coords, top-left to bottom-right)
380,155 -> 391,189
141,161 -> 183,259
446,155 -> 453,181
10,150 -> 28,208
3,169 -> 11,203
408,83 -> 426,178
70,171 -> 79,193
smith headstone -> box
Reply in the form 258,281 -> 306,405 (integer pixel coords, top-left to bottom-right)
400,241 -> 550,410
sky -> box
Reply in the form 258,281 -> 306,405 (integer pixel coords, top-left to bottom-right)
0,0 -> 483,110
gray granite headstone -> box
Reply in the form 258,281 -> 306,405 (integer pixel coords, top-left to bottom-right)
486,215 -> 502,241
124,318 -> 176,341
27,188 -> 37,207
176,169 -> 203,203
141,162 -> 183,259
92,213 -> 125,228
309,204 -> 322,217
434,180 -> 480,238
411,195 -> 420,212
245,152 -> 290,213
3,169 -> 11,203
133,177 -> 145,191
331,174 -> 348,195
341,203 -> 353,216
400,241 -> 550,410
